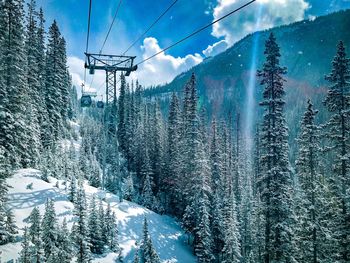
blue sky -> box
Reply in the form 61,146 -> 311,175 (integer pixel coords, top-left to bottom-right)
37,0 -> 350,89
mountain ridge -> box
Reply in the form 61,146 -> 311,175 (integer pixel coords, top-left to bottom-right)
144,9 -> 350,156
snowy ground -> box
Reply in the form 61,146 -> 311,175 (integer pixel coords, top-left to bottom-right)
0,169 -> 196,263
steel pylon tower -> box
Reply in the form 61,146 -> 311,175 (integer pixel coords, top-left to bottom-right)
84,52 -> 137,190
85,53 -> 137,106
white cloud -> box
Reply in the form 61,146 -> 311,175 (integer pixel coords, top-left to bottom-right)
130,37 -> 203,87
202,39 -> 229,57
206,0 -> 310,54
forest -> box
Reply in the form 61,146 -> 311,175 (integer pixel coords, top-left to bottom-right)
0,0 -> 349,263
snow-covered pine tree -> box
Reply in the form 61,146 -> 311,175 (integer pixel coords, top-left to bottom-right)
123,172 -> 135,201
139,217 -> 161,263
257,32 -> 296,262
164,92 -> 182,214
124,81 -> 135,164
195,189 -> 215,263
28,207 -> 44,263
4,209 -> 17,242
0,0 -> 29,167
142,164 -> 155,210
0,147 -> 10,245
57,36 -> 69,123
102,202 -> 111,244
209,119 -> 225,258
210,118 -> 223,191
252,126 -> 261,197
295,99 -> 335,262
69,173 -> 77,203
181,73 -> 202,210
57,218 -> 73,263
36,7 -> 51,146
88,196 -> 104,254
249,193 -> 265,263
73,181 -> 91,263
88,151 -> 101,188
57,218 -> 72,263
24,0 -> 41,166
41,199 -> 58,260
46,246 -> 60,263
221,185 -> 241,263
109,211 -> 121,254
133,248 -> 140,263
19,227 -> 31,263
149,101 -> 164,193
45,20 -> 64,141
233,113 -> 242,207
118,74 -> 127,153
323,41 -> 350,262
239,163 -> 254,262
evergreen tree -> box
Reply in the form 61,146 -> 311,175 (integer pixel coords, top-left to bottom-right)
118,74 -> 127,152
57,218 -> 72,263
45,20 -> 64,141
103,202 -> 112,243
257,33 -> 296,262
46,246 -> 60,263
41,199 -> 58,260
36,7 -> 50,145
165,92 -> 182,213
109,212 -> 121,253
4,209 -> 17,242
73,181 -> 91,263
295,100 -> 335,262
139,217 -> 161,263
142,169 -> 155,210
69,173 -> 77,203
239,167 -> 254,262
149,101 -> 164,193
88,195 -> 104,254
0,147 -> 10,245
0,0 -> 29,167
123,172 -> 135,201
28,207 -> 44,263
133,247 -> 140,263
221,186 -> 241,263
19,227 -> 31,263
323,41 -> 350,262
24,0 -> 41,165
195,189 -> 214,263
28,207 -> 41,243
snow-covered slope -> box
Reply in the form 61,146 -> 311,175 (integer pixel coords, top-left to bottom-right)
1,169 -> 196,263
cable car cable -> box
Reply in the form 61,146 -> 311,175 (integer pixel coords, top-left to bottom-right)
122,0 -> 179,55
100,0 -> 123,54
90,0 -> 122,92
135,0 -> 256,66
83,0 -> 93,90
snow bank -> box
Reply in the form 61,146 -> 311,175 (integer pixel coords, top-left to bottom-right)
0,169 -> 195,263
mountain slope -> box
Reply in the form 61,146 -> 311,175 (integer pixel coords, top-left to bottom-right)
146,10 -> 350,154
1,169 -> 196,263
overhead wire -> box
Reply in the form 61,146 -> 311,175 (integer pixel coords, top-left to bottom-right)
135,0 -> 257,66
122,0 -> 179,55
83,0 -> 93,93
90,0 -> 123,91
100,0 -> 123,54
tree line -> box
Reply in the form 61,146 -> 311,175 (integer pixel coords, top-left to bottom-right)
109,33 -> 350,262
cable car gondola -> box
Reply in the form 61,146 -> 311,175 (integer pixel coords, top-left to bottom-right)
97,101 -> 104,108
81,95 -> 92,107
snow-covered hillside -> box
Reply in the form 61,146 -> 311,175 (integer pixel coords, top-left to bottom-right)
1,169 -> 196,263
